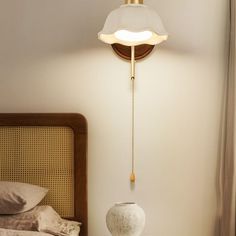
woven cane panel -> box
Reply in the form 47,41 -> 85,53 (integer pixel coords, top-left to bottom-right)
0,126 -> 74,218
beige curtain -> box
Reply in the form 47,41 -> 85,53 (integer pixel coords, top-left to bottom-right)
218,0 -> 235,235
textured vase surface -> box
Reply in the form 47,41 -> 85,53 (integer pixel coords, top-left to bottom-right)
106,202 -> 145,236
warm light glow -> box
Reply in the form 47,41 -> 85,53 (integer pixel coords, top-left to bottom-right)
114,30 -> 152,42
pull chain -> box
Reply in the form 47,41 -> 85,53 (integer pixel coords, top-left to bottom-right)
130,45 -> 136,183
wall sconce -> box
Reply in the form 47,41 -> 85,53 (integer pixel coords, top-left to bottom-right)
98,0 -> 168,183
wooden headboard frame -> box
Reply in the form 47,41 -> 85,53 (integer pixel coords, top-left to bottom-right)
0,113 -> 87,236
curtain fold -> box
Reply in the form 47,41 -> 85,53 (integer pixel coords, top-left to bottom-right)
219,0 -> 235,235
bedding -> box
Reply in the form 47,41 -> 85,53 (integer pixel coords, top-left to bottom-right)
0,205 -> 81,236
0,182 -> 48,214
0,228 -> 52,236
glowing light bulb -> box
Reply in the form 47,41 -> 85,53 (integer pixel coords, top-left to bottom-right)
114,30 -> 152,42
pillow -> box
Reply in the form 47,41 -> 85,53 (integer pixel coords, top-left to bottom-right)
0,205 -> 81,236
0,181 -> 48,214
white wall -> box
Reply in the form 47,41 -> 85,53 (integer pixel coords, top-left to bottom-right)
0,0 -> 228,235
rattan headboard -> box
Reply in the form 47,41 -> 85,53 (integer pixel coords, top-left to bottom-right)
0,113 -> 87,236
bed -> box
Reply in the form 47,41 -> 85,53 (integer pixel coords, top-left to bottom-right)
0,113 -> 87,236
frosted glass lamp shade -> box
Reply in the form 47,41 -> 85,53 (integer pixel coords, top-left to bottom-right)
98,4 -> 168,46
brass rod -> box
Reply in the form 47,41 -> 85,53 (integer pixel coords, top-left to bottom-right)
130,46 -> 136,183
125,0 -> 143,4
131,46 -> 135,80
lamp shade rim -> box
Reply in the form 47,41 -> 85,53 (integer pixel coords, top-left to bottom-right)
98,27 -> 168,35
98,30 -> 168,46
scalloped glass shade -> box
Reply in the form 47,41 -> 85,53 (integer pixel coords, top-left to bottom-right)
98,4 -> 168,46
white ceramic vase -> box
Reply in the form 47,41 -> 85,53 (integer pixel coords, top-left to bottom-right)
106,202 -> 145,236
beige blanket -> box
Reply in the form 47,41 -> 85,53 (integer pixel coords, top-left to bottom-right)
0,206 -> 81,236
0,228 -> 52,236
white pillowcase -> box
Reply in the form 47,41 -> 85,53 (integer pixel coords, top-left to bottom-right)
0,181 -> 48,214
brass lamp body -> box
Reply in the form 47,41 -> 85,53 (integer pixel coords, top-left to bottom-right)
125,0 -> 144,4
